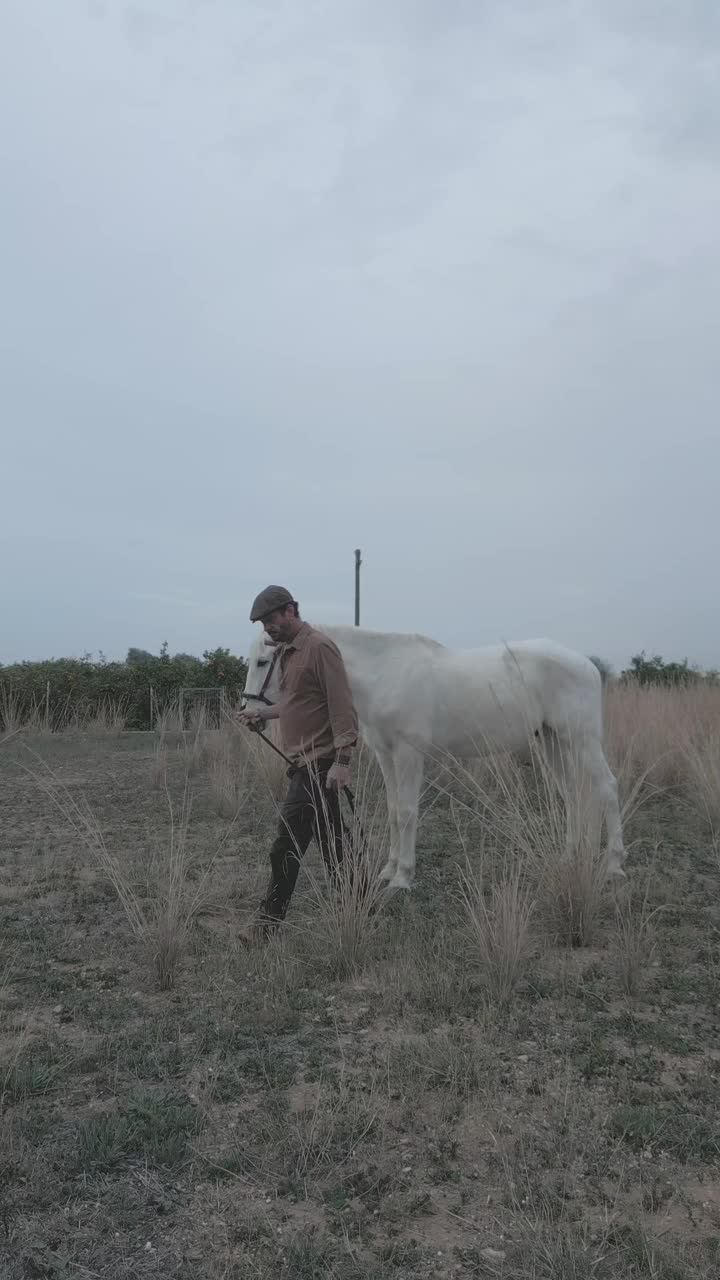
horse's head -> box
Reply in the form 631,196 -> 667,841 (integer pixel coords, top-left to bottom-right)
242,630 -> 282,709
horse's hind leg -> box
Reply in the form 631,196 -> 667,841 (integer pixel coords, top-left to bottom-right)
595,746 -> 626,877
387,744 -> 425,891
368,738 -> 400,882
540,727 -> 581,858
549,728 -> 626,878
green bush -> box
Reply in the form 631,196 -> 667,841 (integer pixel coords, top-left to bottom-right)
0,643 -> 248,731
620,651 -> 719,687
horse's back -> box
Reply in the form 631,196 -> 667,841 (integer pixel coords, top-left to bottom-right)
429,638 -> 603,752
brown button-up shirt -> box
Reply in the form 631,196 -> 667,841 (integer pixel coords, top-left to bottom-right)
278,624 -> 359,766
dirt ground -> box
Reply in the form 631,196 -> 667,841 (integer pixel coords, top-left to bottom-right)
1,730 -> 719,1278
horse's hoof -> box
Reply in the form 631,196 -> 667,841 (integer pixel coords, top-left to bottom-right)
387,873 -> 413,892
606,863 -> 626,881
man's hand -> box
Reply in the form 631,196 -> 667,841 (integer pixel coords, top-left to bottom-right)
237,709 -> 266,731
326,762 -> 350,792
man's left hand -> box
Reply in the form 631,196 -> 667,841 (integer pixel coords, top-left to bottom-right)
326,762 -> 350,792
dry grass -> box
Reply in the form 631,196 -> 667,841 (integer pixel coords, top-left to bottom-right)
155,699 -> 184,739
0,686 -> 53,738
151,743 -> 168,788
2,679 -> 720,1278
684,730 -> 720,841
451,804 -> 535,1003
288,750 -> 391,978
0,686 -> 26,737
145,787 -> 215,990
455,855 -> 535,1004
82,697 -> 128,736
286,1072 -> 380,1187
438,739 -> 613,948
23,755 -> 222,991
604,679 -> 720,789
0,964 -> 31,1112
613,875 -> 662,998
207,744 -> 248,819
2,687 -> 134,739
151,700 -> 182,786
204,725 -> 264,820
181,705 -> 210,774
239,720 -> 289,802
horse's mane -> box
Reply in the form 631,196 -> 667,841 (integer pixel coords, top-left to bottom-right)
315,622 -> 446,654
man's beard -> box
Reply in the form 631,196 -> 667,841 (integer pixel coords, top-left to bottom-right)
267,623 -> 292,643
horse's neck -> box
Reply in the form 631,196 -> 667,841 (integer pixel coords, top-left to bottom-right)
311,623 -> 370,671
311,623 -> 398,666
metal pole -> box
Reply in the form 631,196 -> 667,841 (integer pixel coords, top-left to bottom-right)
354,548 -> 361,626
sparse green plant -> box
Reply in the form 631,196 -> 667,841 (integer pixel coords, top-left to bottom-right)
77,1090 -> 200,1170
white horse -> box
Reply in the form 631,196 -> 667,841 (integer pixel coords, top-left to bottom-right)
242,623 -> 626,891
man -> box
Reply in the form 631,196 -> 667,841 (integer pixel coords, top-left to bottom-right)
238,585 -> 359,943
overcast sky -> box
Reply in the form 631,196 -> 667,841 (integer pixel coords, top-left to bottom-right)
2,1 -> 719,672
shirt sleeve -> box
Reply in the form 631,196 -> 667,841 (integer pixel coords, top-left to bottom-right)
314,639 -> 359,755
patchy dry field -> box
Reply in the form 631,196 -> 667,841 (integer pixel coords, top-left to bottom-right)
1,693 -> 719,1279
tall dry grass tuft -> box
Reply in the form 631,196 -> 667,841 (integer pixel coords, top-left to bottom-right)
539,836 -> 608,948
155,700 -> 184,741
25,755 -> 221,990
454,846 -> 535,1004
182,704 -> 210,775
294,749 -> 390,978
435,736 -> 616,948
236,715 -> 289,802
0,686 -> 54,737
206,730 -> 254,819
684,730 -> 720,842
151,743 -> 168,788
219,708 -> 289,804
156,708 -> 286,818
83,697 -> 128,736
613,876 -> 662,998
0,685 -> 26,737
147,789 -> 202,990
150,700 -> 183,787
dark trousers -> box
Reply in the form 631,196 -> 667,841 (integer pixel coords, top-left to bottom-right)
259,758 -> 347,924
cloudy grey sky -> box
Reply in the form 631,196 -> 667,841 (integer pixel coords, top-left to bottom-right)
2,1 -> 719,671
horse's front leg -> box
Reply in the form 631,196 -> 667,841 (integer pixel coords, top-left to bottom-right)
369,742 -> 400,883
387,746 -> 424,891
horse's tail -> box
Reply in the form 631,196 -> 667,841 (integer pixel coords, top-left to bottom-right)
587,655 -> 612,688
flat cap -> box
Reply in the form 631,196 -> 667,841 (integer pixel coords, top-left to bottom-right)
249,584 -> 296,622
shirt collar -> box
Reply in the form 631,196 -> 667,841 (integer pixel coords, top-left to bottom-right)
282,621 -> 312,654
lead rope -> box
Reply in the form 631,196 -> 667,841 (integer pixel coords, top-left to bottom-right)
221,706 -> 367,851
